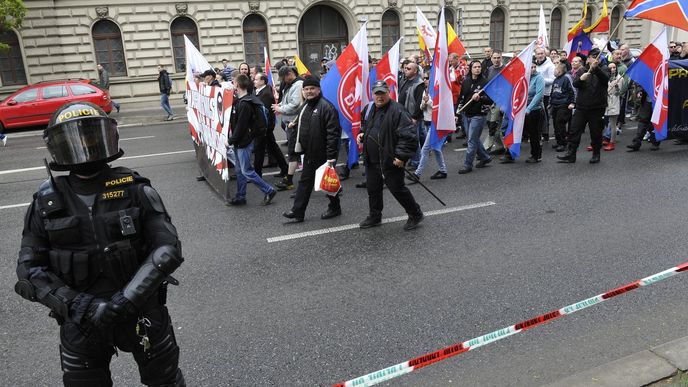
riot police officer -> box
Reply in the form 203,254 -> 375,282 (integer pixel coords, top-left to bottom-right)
15,102 -> 186,386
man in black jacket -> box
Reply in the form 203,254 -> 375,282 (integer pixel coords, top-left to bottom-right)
282,76 -> 342,223
627,89 -> 660,151
253,72 -> 288,177
227,74 -> 277,206
157,65 -> 174,121
397,62 -> 425,169
557,48 -> 609,164
356,81 -> 424,231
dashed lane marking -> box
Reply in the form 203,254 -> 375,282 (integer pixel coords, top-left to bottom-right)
266,201 -> 496,243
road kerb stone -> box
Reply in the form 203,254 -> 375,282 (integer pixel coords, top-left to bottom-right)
545,350 -> 676,387
652,336 -> 688,372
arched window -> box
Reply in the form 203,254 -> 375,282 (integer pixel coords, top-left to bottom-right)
585,6 -> 594,29
171,17 -> 199,73
381,10 -> 400,54
0,31 -> 27,86
610,6 -> 621,40
550,8 -> 563,50
445,8 -> 455,30
243,14 -> 268,67
489,8 -> 505,51
92,20 -> 127,76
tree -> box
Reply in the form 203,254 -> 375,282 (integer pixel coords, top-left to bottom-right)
0,0 -> 27,50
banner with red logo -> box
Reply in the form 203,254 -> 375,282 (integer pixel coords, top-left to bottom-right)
184,36 -> 234,200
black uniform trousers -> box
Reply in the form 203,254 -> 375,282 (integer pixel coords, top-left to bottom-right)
253,130 -> 288,177
365,162 -> 422,219
59,304 -> 182,387
524,109 -> 544,159
567,107 -> 606,153
291,158 -> 340,217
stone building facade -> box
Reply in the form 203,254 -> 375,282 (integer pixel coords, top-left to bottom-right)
0,0 -> 652,100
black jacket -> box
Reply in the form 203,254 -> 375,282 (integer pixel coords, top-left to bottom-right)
16,166 -> 180,324
550,73 -> 575,107
229,94 -> 261,149
573,65 -> 610,110
398,75 -> 424,120
290,94 -> 341,162
459,75 -> 491,116
636,90 -> 653,123
256,85 -> 277,130
360,100 -> 417,164
158,70 -> 172,94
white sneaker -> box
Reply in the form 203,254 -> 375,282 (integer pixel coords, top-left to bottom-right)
2,136 -> 6,146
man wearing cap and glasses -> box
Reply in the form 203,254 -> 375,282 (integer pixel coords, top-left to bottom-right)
356,80 -> 424,231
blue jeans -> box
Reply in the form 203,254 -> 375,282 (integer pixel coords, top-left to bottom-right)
408,121 -> 426,168
235,141 -> 275,200
415,121 -> 446,176
463,115 -> 490,169
160,93 -> 173,116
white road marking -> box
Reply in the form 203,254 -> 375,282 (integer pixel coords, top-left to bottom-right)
0,149 -> 195,175
121,136 -> 155,141
0,202 -> 31,210
35,146 -> 46,150
266,201 -> 496,243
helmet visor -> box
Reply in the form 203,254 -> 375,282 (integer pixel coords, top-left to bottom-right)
45,117 -> 120,166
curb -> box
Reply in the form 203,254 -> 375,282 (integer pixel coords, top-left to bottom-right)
545,336 -> 688,387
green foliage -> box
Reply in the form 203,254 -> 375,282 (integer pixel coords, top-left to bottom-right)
0,0 -> 27,50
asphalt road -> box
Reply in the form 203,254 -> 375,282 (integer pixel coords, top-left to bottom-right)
1,121 -> 687,386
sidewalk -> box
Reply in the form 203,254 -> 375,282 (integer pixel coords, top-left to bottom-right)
110,95 -> 187,127
546,336 -> 688,387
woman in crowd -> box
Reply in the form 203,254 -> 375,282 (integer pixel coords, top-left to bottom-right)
458,60 -> 492,174
603,62 -> 624,151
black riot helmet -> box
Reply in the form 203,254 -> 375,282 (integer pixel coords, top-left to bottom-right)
44,102 -> 123,171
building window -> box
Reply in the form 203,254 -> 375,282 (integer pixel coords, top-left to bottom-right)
585,6 -> 594,29
381,10 -> 400,54
0,31 -> 27,86
550,8 -> 563,50
445,8 -> 455,30
489,8 -> 505,51
92,20 -> 127,76
243,14 -> 268,67
171,17 -> 199,73
610,6 -> 621,40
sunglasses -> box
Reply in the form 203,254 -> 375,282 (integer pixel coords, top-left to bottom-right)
423,77 -> 430,80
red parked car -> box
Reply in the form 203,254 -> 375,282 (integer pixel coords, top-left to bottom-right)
0,79 -> 112,131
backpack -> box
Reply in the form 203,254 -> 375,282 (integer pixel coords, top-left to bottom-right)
248,100 -> 268,139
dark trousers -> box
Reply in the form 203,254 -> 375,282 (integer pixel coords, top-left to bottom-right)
541,96 -> 551,139
567,107 -> 605,153
618,95 -> 628,125
292,159 -> 340,217
365,162 -> 421,219
254,130 -> 288,177
524,109 -> 543,159
631,120 -> 659,148
59,305 -> 183,386
551,105 -> 572,146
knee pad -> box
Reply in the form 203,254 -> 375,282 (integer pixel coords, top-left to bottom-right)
61,345 -> 112,387
138,330 -> 181,386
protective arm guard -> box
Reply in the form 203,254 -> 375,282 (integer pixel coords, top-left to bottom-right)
122,245 -> 183,310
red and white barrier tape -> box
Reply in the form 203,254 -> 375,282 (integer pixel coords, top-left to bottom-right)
331,261 -> 688,387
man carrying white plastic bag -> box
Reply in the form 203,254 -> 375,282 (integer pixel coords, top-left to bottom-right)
282,76 -> 343,223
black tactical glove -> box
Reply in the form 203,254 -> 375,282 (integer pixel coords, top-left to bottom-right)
85,300 -> 123,328
110,291 -> 138,321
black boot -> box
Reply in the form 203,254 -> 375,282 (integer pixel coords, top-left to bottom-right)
589,152 -> 600,164
557,152 -> 576,163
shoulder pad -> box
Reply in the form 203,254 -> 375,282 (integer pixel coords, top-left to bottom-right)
141,185 -> 167,213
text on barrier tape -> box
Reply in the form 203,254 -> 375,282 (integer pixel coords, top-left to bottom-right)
331,261 -> 688,387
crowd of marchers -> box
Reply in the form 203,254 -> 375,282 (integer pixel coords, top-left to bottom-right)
190,40 -> 687,229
